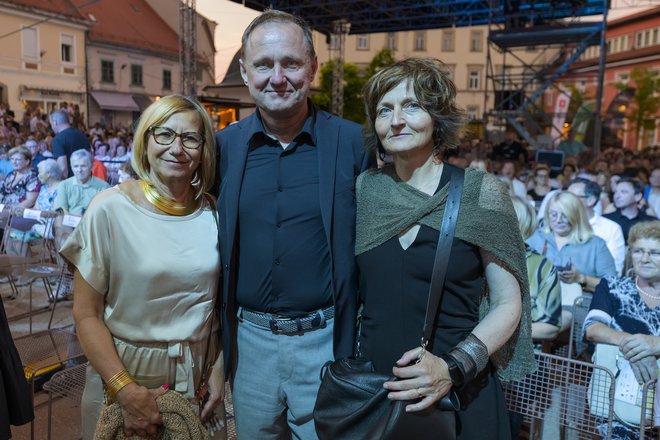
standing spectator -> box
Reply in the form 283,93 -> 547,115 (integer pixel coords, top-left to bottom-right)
492,130 -> 526,164
54,149 -> 108,215
557,129 -> 587,158
216,9 -> 371,439
568,178 -> 626,275
0,146 -> 40,207
49,109 -> 90,178
604,177 -> 655,243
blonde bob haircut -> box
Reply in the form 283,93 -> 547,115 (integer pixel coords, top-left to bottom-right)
541,191 -> 594,244
511,196 -> 537,240
132,95 -> 216,199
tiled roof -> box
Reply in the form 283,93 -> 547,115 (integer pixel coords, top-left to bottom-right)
3,0 -> 88,21
74,0 -> 180,56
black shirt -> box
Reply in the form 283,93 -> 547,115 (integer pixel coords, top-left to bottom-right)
52,127 -> 90,177
603,209 -> 655,243
236,111 -> 332,316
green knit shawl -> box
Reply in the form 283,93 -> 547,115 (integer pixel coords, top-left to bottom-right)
355,165 -> 536,382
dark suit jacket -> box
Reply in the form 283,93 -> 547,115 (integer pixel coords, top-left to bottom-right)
214,108 -> 372,378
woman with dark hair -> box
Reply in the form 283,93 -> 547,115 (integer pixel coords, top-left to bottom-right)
356,58 -> 535,439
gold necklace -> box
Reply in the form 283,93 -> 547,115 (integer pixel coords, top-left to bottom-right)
635,277 -> 660,300
140,180 -> 198,216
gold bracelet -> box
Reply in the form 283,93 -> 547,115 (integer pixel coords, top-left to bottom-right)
105,369 -> 134,400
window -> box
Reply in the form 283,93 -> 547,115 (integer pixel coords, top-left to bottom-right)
470,30 -> 483,52
615,71 -> 629,85
466,105 -> 479,121
329,34 -> 339,50
101,60 -> 114,83
386,33 -> 397,51
442,30 -> 454,52
131,64 -> 143,86
414,31 -> 426,51
21,27 -> 39,60
163,69 -> 172,90
468,68 -> 481,90
356,34 -> 369,50
61,34 -> 73,63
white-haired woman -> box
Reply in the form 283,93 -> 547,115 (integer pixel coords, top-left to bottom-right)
527,191 -> 617,292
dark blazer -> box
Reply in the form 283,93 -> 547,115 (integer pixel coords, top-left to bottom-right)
215,108 -> 372,378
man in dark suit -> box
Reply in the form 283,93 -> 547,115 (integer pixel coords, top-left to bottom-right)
214,9 -> 371,439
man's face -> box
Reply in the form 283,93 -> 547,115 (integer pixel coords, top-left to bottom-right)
650,169 -> 660,187
568,182 -> 594,212
71,157 -> 92,183
240,22 -> 318,118
613,181 -> 640,210
500,162 -> 515,179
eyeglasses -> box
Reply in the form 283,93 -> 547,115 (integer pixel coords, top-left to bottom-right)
148,126 -> 204,150
548,210 -> 568,223
630,248 -> 660,259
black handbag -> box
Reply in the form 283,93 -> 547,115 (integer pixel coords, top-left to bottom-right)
314,165 -> 465,440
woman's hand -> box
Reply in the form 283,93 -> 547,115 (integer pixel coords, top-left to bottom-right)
620,334 -> 660,362
116,383 -> 167,437
558,266 -> 580,284
628,355 -> 659,384
382,347 -> 452,412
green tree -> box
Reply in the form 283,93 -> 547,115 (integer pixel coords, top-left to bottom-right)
616,67 -> 660,149
310,49 -> 396,124
363,48 -> 396,79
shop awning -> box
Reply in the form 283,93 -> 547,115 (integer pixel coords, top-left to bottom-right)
90,91 -> 139,111
132,95 -> 153,111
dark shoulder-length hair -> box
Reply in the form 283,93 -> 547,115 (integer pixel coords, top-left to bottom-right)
362,57 -> 466,159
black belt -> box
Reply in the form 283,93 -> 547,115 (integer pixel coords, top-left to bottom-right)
238,305 -> 334,335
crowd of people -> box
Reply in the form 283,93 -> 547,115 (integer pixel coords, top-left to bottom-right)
2,7 -> 660,440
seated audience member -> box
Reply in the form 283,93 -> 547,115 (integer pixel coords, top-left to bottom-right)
512,196 -> 562,341
0,146 -> 40,207
527,164 -> 553,210
556,163 -> 577,186
498,159 -> 527,199
35,159 -> 63,211
527,191 -> 617,292
584,220 -> 660,440
645,167 -> 660,218
54,149 -> 109,215
604,177 -> 655,243
25,139 -> 45,170
568,178 -> 625,275
0,144 -> 13,180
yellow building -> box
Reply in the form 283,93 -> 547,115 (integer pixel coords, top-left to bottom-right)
0,1 -> 90,121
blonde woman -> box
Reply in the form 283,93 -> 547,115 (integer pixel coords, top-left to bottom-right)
61,95 -> 224,439
511,196 -> 562,341
526,191 -> 617,292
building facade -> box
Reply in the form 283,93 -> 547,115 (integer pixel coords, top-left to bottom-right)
559,7 -> 660,149
0,1 -> 89,124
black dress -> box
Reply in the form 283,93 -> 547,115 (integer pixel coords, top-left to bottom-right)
357,170 -> 511,440
0,295 -> 33,439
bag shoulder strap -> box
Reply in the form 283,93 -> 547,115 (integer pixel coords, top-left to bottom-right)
421,164 -> 465,347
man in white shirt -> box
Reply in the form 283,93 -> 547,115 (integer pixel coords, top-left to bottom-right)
568,178 -> 625,275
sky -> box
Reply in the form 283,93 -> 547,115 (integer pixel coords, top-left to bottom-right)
196,0 -> 659,84
196,0 -> 259,84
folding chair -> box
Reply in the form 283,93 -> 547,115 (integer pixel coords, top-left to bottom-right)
43,362 -> 88,440
568,294 -> 593,359
502,351 -> 615,440
640,380 -> 658,440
